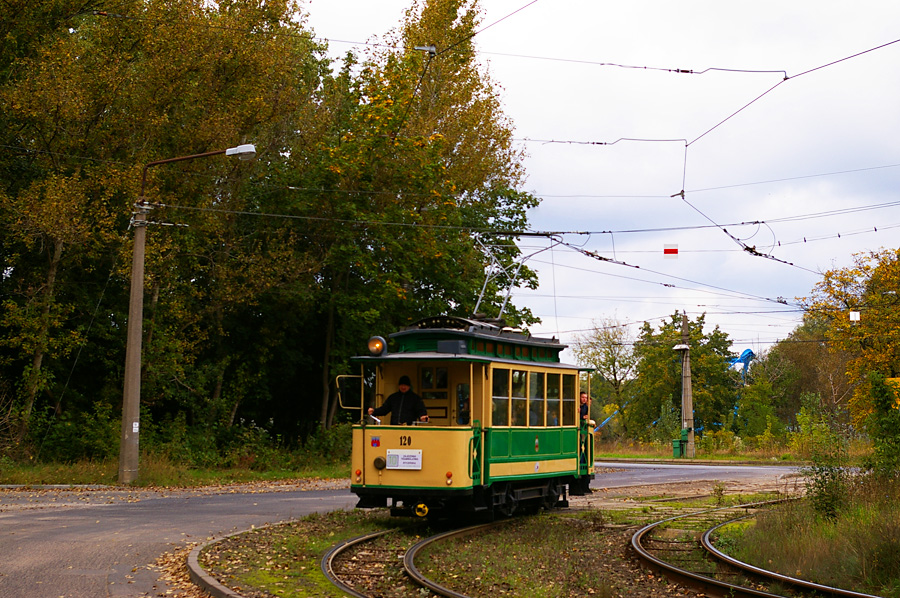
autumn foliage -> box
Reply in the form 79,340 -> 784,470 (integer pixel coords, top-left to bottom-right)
0,0 -> 537,464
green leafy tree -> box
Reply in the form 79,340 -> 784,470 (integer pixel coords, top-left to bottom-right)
0,0 -> 543,461
863,372 -> 900,478
629,313 -> 737,441
733,378 -> 787,441
0,0 -> 328,453
571,317 -> 637,437
751,316 -> 854,429
272,0 -> 539,429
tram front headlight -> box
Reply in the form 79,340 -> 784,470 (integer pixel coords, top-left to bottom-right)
367,336 -> 387,356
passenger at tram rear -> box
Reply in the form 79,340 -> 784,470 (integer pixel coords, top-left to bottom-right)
579,391 -> 591,464
368,375 -> 429,425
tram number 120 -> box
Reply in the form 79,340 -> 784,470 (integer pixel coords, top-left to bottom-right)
399,435 -> 413,446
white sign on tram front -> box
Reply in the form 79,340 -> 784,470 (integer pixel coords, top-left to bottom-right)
386,449 -> 422,470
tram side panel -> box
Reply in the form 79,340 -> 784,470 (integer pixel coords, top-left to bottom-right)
484,427 -> 578,479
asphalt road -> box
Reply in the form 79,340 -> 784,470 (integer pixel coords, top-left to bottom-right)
0,482 -> 357,597
593,461 -> 799,489
0,463 -> 797,597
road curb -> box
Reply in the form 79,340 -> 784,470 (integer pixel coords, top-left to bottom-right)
597,458 -> 805,466
187,531 -> 250,598
186,518 -> 301,598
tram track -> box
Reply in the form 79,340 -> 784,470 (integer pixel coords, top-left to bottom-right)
320,529 -> 399,598
194,481 -> 879,598
631,499 -> 880,598
321,522 -> 502,598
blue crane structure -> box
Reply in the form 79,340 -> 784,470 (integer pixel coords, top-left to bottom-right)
730,349 -> 755,383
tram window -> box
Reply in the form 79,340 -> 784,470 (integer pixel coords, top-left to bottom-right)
562,374 -> 576,426
528,372 -> 545,426
486,342 -> 494,354
511,370 -> 527,426
456,383 -> 470,425
546,373 -> 561,426
435,367 -> 448,389
421,366 -> 448,400
492,368 -> 510,426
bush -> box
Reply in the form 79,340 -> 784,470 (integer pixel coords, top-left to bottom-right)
33,401 -> 120,462
697,428 -> 744,454
302,423 -> 352,462
864,372 -> 900,479
649,395 -> 680,444
802,460 -> 848,521
790,392 -> 845,459
748,415 -> 786,451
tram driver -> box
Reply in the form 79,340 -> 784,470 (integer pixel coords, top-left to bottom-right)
368,375 -> 429,425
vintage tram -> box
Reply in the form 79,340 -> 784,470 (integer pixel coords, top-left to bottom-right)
339,315 -> 594,517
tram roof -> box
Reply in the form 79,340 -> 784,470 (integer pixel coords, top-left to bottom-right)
352,351 -> 585,370
390,315 -> 566,349
352,316 -> 589,370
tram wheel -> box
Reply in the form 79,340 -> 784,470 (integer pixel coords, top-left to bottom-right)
497,484 -> 518,517
544,481 -> 562,509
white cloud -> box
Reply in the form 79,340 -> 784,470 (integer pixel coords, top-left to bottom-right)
304,0 -> 900,356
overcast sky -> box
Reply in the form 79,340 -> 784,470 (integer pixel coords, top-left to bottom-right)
303,0 -> 900,357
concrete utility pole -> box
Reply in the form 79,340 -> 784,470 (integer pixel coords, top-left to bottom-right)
679,312 -> 695,458
119,144 -> 256,484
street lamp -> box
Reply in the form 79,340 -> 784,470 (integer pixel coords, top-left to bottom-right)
673,342 -> 694,459
674,311 -> 695,459
119,144 -> 257,484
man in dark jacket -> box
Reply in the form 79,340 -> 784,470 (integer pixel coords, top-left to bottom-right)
368,375 -> 429,425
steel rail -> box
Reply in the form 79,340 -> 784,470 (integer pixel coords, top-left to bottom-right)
320,529 -> 395,598
702,516 -> 881,598
631,499 -> 791,598
404,522 -> 503,598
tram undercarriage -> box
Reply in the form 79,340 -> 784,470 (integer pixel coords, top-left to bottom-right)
355,474 -> 592,518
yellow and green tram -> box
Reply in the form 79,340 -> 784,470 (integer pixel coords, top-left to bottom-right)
341,316 -> 594,517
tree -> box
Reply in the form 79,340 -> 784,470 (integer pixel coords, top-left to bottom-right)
802,249 -> 900,427
864,372 -> 900,478
0,0 -> 328,451
0,0 -> 543,459
272,0 -> 539,429
629,313 -> 737,441
571,317 -> 637,436
746,316 -> 854,430
733,378 -> 787,440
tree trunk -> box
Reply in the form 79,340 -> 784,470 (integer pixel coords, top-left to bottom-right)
326,379 -> 339,428
318,294 -> 335,429
18,238 -> 64,441
227,392 -> 241,428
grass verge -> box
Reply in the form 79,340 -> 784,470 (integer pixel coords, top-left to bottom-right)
199,509 -> 398,598
713,476 -> 900,598
0,453 -> 349,487
198,508 -> 703,598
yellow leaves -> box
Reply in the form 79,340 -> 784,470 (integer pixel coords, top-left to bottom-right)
13,174 -> 91,245
804,249 -> 900,426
